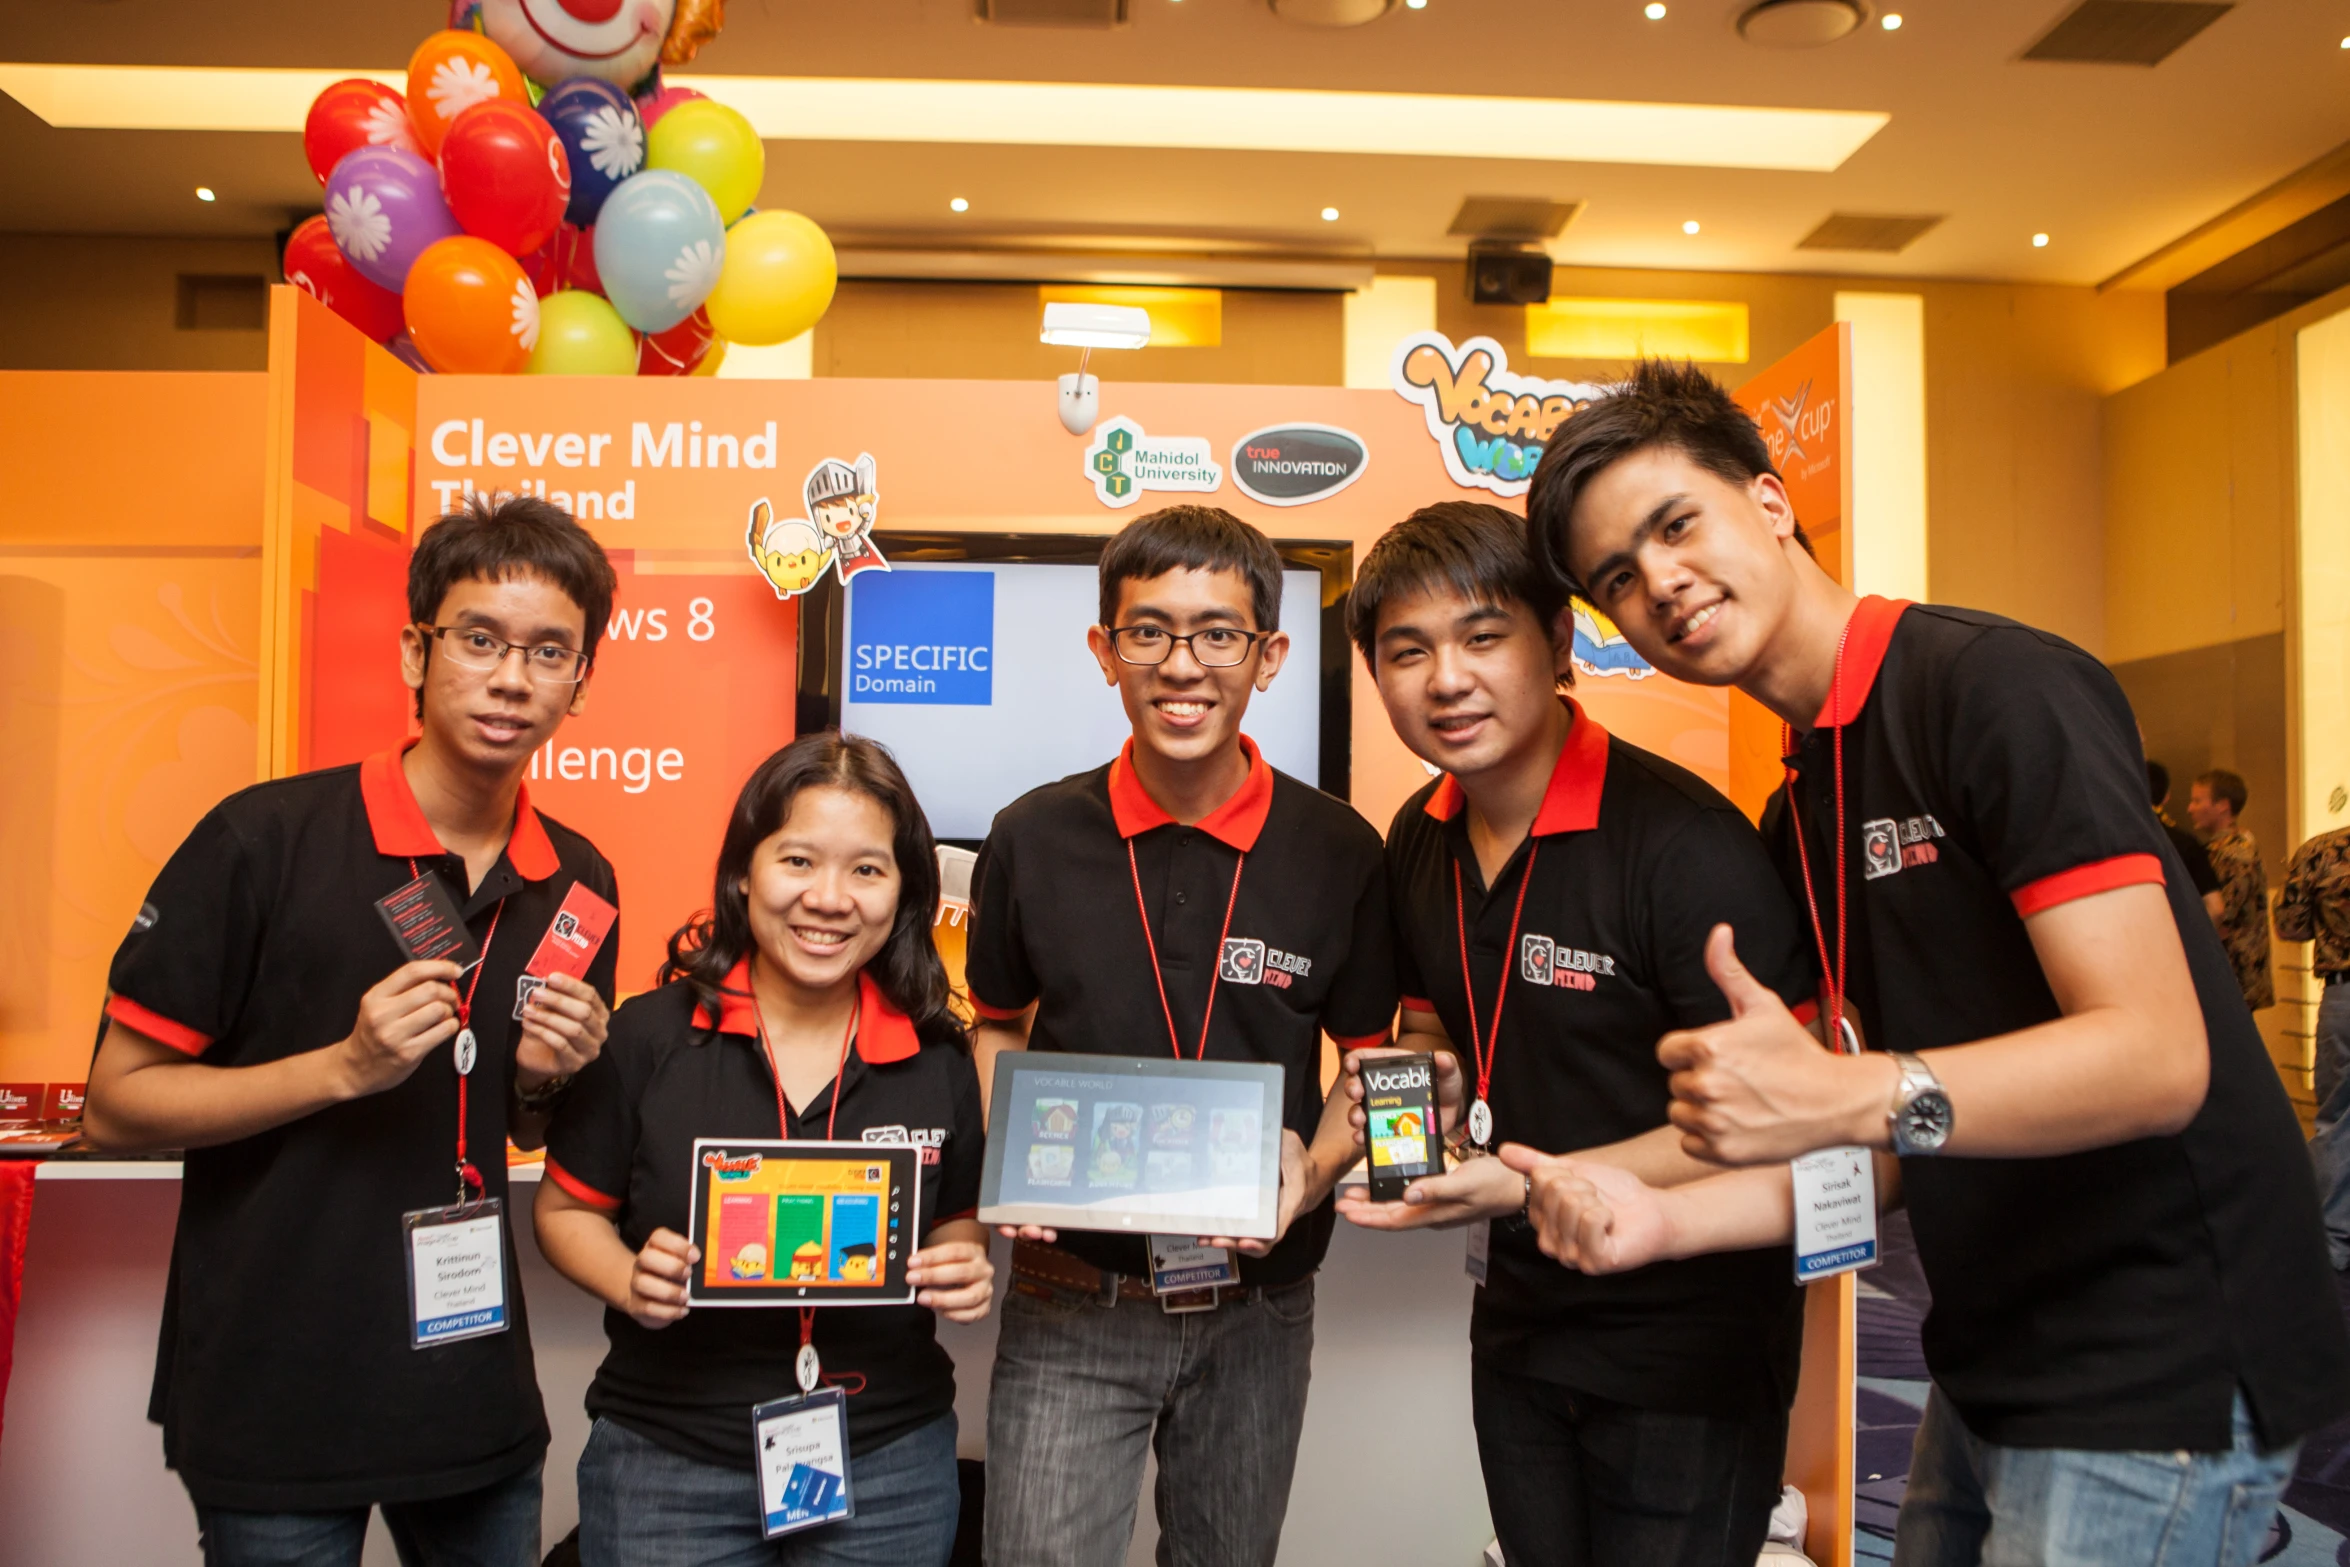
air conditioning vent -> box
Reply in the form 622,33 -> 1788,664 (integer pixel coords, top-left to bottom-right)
1447,196 -> 1583,241
2022,0 -> 2229,65
976,0 -> 1127,28
1797,212 -> 1944,253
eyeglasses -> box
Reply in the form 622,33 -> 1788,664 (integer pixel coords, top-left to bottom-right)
419,625 -> 592,684
1107,624 -> 1266,668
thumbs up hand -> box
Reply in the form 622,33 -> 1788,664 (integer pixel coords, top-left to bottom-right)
1657,925 -> 1900,1165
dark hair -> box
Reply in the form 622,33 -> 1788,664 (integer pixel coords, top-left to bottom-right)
409,492 -> 619,658
2195,768 -> 2248,816
1524,358 -> 1811,598
1098,505 -> 1283,633
2147,759 -> 2170,809
661,732 -> 963,1050
1347,502 -> 1570,680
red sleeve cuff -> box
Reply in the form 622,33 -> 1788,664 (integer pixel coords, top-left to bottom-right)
543,1156 -> 622,1211
1399,996 -> 1436,1015
1328,1029 -> 1392,1053
2011,853 -> 2166,919
105,994 -> 213,1057
966,988 -> 1028,1022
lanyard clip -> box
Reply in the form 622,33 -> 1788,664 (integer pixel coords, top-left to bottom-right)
454,1159 -> 484,1210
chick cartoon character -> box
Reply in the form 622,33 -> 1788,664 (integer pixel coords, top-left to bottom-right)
460,0 -> 724,93
805,454 -> 888,583
729,1240 -> 769,1281
747,498 -> 831,600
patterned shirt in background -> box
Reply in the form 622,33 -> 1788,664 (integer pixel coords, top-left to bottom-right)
2207,825 -> 2276,1010
2277,825 -> 2350,979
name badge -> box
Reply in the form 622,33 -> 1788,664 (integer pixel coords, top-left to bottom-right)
1791,1146 -> 1878,1283
1464,1217 -> 1491,1287
1147,1234 -> 1238,1295
403,1199 -> 509,1349
754,1387 -> 854,1538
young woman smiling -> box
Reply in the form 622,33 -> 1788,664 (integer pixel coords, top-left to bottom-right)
535,733 -> 992,1567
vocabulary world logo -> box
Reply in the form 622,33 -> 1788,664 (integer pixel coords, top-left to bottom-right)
1390,332 -> 1604,497
848,569 -> 994,706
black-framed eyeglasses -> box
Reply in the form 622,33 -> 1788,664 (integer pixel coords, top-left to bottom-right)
1106,624 -> 1266,668
418,624 -> 592,684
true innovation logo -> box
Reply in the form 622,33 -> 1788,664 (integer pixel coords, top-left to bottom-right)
1083,416 -> 1224,508
848,570 -> 994,706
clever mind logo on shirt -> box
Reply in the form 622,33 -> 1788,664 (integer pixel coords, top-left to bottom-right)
1519,935 -> 1617,992
848,569 -> 993,706
1219,938 -> 1312,990
1861,815 -> 1945,880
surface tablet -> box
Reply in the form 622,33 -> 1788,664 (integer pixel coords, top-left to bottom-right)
685,1139 -> 921,1307
978,1053 -> 1286,1240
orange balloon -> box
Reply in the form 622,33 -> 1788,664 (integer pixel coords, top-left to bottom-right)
404,236 -> 535,374
405,30 -> 528,160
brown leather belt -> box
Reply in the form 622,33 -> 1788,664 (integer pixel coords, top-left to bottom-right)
1009,1239 -> 1290,1314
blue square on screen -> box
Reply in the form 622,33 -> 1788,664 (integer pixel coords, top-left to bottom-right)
847,570 -> 994,706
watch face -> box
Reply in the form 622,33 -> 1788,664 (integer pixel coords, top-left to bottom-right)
1900,1091 -> 1954,1150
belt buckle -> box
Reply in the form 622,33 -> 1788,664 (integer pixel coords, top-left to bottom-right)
1160,1286 -> 1219,1315
1099,1272 -> 1122,1308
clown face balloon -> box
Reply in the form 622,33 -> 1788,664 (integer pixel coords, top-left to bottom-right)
476,0 -> 676,92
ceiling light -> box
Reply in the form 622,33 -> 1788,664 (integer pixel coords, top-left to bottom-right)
1040,301 -> 1152,349
1881,12 -> 1902,28
1737,0 -> 1866,47
1405,0 -> 1427,8
0,65 -> 1889,174
950,196 -> 969,211
2340,33 -> 2348,46
1645,3 -> 1667,17
194,185 -> 214,201
1321,206 -> 1340,221
2032,232 -> 2049,247
1683,219 -> 1701,234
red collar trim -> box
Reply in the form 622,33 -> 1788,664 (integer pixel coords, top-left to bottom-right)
692,958 -> 922,1066
1107,735 -> 1274,852
360,744 -> 560,882
1423,698 -> 1610,837
1813,597 -> 1912,729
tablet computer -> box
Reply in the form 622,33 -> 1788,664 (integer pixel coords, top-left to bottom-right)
978,1053 -> 1287,1240
685,1139 -> 921,1307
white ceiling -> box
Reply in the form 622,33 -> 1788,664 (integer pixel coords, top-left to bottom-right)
3,0 -> 2347,286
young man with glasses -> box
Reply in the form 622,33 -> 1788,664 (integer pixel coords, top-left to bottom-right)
86,494 -> 623,1567
966,506 -> 1399,1567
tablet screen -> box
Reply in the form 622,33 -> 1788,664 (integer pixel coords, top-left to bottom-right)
685,1140 -> 921,1307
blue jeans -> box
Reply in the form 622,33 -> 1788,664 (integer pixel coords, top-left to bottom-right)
983,1277 -> 1316,1567
575,1413 -> 960,1567
194,1463 -> 541,1567
1893,1388 -> 2297,1567
2307,986 -> 2350,1267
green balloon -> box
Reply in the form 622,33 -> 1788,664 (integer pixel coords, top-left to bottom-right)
527,290 -> 637,376
644,98 -> 765,225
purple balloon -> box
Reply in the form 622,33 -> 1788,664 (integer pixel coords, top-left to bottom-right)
322,146 -> 459,293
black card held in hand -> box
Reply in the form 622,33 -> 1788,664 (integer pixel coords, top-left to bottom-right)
375,871 -> 482,972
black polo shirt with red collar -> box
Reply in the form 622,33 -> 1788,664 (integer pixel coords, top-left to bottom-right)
103,746 -> 619,1511
1772,596 -> 2350,1450
1387,699 -> 1817,1417
967,735 -> 1399,1287
544,959 -> 984,1466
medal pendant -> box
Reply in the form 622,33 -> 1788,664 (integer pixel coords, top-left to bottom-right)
1466,1097 -> 1494,1148
796,1342 -> 821,1394
453,1028 -> 477,1076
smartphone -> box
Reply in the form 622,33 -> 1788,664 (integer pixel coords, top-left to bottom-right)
1363,1053 -> 1443,1203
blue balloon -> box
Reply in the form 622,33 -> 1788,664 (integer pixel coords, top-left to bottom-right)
593,170 -> 726,334
537,78 -> 643,227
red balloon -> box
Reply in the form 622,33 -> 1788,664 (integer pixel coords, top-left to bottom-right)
638,307 -> 715,375
523,222 -> 602,298
282,214 -> 405,342
438,99 -> 571,258
303,79 -> 420,187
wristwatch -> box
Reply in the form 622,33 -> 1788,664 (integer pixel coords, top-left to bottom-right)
513,1074 -> 575,1114
1887,1052 -> 1953,1156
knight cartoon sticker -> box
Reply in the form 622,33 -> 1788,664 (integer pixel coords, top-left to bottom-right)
745,454 -> 891,599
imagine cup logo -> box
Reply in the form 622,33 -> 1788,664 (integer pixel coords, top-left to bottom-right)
1390,332 -> 1603,498
848,569 -> 994,706
1084,416 -> 1224,508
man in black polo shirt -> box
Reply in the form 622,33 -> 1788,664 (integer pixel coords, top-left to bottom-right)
1333,501 -> 1816,1567
84,494 -> 622,1567
1512,359 -> 2350,1564
967,505 -> 1398,1567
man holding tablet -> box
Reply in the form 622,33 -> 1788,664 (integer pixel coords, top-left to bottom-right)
1336,502 -> 1817,1567
967,506 -> 1399,1567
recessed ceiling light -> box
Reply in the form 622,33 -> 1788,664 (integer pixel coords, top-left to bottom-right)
1405,0 -> 1427,8
2340,33 -> 2348,46
950,196 -> 969,212
1881,11 -> 1902,28
1645,3 -> 1667,17
1322,206 -> 1340,221
2032,232 -> 2049,247
195,186 -> 215,201
1683,219 -> 1701,234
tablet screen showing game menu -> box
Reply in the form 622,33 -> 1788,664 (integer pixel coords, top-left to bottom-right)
685,1140 -> 921,1307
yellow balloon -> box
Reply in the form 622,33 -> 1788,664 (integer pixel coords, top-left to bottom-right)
691,338 -> 729,376
644,99 -> 766,224
527,290 -> 637,375
705,210 -> 837,347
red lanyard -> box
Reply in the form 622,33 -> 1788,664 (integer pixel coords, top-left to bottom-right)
1781,614 -> 1858,1056
753,971 -> 860,1380
410,858 -> 504,1202
1128,840 -> 1247,1061
1453,839 -> 1540,1123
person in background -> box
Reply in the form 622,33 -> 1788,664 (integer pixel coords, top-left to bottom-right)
2148,760 -> 2223,923
84,494 -> 621,1567
536,733 -> 993,1566
2190,768 -> 2275,1011
2279,822 -> 2350,1269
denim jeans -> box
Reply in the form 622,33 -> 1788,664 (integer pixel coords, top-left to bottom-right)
983,1278 -> 1316,1567
2307,986 -> 2350,1268
194,1463 -> 541,1567
1468,1357 -> 1789,1567
1893,1388 -> 2297,1567
576,1412 -> 961,1567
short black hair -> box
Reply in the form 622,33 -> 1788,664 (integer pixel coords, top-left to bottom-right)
2195,768 -> 2248,815
409,492 -> 618,656
1524,358 -> 1810,598
1347,501 -> 1569,679
1098,505 -> 1283,632
2147,759 -> 2170,808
